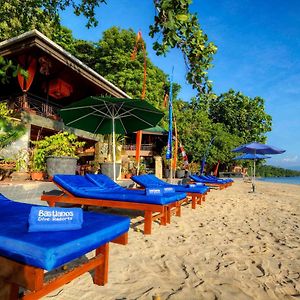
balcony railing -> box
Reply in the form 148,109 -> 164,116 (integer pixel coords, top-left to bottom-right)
7,93 -> 63,120
123,144 -> 154,151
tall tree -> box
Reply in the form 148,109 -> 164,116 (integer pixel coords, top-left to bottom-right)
93,27 -> 171,109
173,98 -> 241,165
208,89 -> 272,144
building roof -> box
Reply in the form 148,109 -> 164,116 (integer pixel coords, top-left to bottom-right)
0,30 -> 130,99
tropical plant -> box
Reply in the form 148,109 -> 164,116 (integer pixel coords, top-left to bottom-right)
0,102 -> 26,150
13,149 -> 28,172
29,147 -> 46,172
31,132 -> 85,166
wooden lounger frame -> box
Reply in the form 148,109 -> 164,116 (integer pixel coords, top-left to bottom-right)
190,181 -> 228,190
0,232 -> 128,300
132,186 -> 207,210
186,192 -> 206,209
41,183 -> 183,235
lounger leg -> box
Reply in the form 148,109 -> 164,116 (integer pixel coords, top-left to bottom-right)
144,211 -> 152,235
197,196 -> 202,205
0,281 -> 18,300
94,244 -> 109,285
191,195 -> 196,209
164,207 -> 170,224
176,203 -> 181,217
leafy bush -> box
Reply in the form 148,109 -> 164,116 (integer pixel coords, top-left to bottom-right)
31,132 -> 85,171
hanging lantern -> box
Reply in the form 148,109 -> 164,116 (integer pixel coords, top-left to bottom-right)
48,79 -> 73,99
17,55 -> 37,92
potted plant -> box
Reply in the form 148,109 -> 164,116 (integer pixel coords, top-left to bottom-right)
11,149 -> 30,181
175,166 -> 185,179
121,165 -> 130,179
139,163 -> 147,175
29,147 -> 46,181
32,132 -> 85,177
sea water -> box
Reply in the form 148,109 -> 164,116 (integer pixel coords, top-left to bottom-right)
258,176 -> 300,185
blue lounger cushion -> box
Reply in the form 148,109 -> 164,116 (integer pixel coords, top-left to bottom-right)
53,175 -> 186,205
206,175 -> 233,183
0,194 -> 130,271
86,174 -> 176,195
28,207 -> 83,232
131,174 -> 210,194
190,174 -> 228,184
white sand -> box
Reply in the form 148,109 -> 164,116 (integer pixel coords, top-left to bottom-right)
44,180 -> 300,300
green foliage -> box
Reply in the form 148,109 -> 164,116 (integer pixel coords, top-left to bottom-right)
13,149 -> 28,172
29,147 -> 46,171
0,56 -> 27,84
256,165 -> 300,177
0,0 -> 58,41
32,132 -> 85,158
92,27 -> 169,108
173,98 -> 239,164
0,0 -> 107,41
207,89 -> 272,144
0,102 -> 26,150
151,0 -> 217,94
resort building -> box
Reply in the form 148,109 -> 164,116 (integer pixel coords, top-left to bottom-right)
0,30 -> 165,178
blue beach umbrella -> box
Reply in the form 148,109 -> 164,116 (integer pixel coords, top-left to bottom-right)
233,153 -> 271,160
232,142 -> 285,155
232,142 -> 285,192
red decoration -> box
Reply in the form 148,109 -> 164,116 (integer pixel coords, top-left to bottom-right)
48,79 -> 73,99
17,55 -> 37,92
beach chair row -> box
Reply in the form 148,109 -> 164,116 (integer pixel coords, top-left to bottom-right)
0,173 -> 232,299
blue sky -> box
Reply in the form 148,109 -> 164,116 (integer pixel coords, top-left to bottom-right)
61,0 -> 300,170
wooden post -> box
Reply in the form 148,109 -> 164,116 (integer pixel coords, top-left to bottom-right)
144,211 -> 153,235
94,244 -> 109,285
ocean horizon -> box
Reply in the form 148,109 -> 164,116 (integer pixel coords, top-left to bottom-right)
258,176 -> 300,185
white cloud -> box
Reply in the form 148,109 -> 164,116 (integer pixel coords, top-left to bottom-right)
283,155 -> 299,162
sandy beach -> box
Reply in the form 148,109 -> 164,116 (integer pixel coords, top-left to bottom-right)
32,180 -> 299,299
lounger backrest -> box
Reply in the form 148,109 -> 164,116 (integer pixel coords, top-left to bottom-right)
52,175 -> 107,196
189,174 -> 205,182
86,174 -> 124,191
132,174 -> 167,187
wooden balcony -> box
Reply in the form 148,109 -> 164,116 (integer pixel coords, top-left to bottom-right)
123,144 -> 155,157
7,93 -> 62,121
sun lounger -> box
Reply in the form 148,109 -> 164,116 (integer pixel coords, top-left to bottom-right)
131,174 -> 209,209
0,193 -> 129,300
203,174 -> 233,185
189,174 -> 230,189
41,175 -> 187,235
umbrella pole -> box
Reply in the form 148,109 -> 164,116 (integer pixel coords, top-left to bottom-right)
252,156 -> 256,193
112,118 -> 116,181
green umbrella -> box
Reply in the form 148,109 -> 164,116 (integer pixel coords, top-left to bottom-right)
59,96 -> 164,180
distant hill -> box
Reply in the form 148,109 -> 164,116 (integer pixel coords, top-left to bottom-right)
289,166 -> 300,171
257,165 -> 300,177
